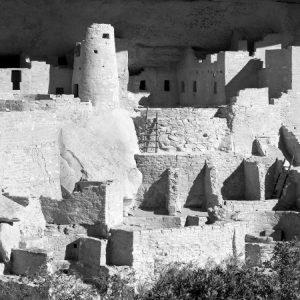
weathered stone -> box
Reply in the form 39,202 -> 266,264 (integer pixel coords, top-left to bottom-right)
11,248 -> 53,275
0,194 -> 24,223
41,180 -> 123,227
0,223 -> 20,263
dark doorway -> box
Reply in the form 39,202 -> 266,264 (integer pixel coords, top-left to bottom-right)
139,80 -> 146,91
11,70 -> 21,90
164,80 -> 170,92
73,84 -> 79,98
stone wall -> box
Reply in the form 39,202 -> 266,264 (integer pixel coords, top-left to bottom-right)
265,48 -> 292,98
229,88 -> 281,155
224,52 -> 262,102
129,66 -> 179,107
135,153 -> 278,209
0,62 -> 50,94
41,180 -> 123,229
109,221 -> 247,276
0,111 -> 61,199
136,108 -> 230,153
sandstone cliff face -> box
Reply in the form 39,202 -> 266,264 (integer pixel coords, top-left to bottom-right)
0,0 -> 299,67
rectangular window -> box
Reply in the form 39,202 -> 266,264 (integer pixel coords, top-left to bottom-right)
139,80 -> 146,91
214,82 -> 217,94
193,81 -> 197,93
164,80 -> 170,92
181,81 -> 185,93
102,33 -> 110,39
11,70 -> 21,90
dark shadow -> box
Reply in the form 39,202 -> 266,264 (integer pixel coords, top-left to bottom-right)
265,160 -> 280,200
185,166 -> 206,210
65,239 -> 80,260
225,59 -> 263,103
140,169 -> 168,211
221,162 -> 245,200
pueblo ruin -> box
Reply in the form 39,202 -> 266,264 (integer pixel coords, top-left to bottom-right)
0,0 -> 300,294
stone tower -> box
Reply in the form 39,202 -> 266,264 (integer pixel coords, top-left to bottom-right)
80,24 -> 119,110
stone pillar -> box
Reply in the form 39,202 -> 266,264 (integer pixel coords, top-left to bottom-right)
166,168 -> 180,216
80,24 -> 119,110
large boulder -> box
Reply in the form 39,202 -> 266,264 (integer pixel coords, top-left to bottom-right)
60,108 -> 142,202
0,223 -> 20,262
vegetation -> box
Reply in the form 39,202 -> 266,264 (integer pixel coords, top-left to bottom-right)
0,241 -> 299,299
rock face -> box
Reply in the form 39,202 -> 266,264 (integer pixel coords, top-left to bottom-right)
0,1 -> 298,67
60,108 -> 142,202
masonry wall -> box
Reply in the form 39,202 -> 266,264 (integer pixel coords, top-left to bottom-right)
136,108 -> 231,153
129,67 -> 179,107
176,50 -> 225,107
265,48 -> 292,98
254,34 -> 283,67
224,51 -> 262,102
109,221 -> 247,276
135,153 -> 277,209
49,67 -> 72,94
0,111 -> 61,199
80,24 -> 119,109
229,88 -> 281,155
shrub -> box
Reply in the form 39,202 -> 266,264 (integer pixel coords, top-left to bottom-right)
140,241 -> 300,300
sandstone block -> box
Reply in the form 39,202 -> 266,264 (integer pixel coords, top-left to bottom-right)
11,248 -> 53,275
78,237 -> 107,268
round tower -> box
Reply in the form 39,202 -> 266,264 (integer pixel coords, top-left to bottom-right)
80,24 -> 119,109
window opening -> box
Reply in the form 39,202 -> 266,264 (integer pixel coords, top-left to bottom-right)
164,80 -> 170,92
139,80 -> 146,91
102,33 -> 110,39
11,70 -> 21,90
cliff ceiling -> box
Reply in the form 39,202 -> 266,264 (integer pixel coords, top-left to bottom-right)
0,0 -> 299,66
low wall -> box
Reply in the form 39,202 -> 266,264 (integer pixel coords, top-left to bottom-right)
109,221 -> 248,276
135,153 -> 277,209
135,108 -> 231,153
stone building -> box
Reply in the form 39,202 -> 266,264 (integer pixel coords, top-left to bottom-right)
0,6 -> 300,294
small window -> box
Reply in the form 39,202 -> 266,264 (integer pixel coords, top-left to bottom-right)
11,70 -> 21,90
73,243 -> 78,249
94,50 -> 98,54
193,81 -> 197,93
139,80 -> 146,91
214,82 -> 217,94
56,87 -> 64,95
181,81 -> 185,93
75,44 -> 81,57
102,33 -> 110,39
164,80 -> 170,92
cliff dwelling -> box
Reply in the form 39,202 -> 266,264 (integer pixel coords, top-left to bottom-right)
0,0 -> 300,298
